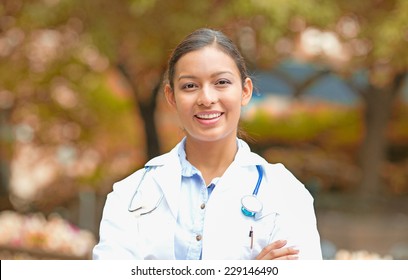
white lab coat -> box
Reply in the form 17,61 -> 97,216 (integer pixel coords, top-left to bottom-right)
93,140 -> 322,260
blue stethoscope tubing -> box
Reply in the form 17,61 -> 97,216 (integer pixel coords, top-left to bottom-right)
253,165 -> 263,196
128,165 -> 264,218
240,165 -> 264,218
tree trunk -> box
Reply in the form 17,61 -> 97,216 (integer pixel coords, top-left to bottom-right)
0,108 -> 13,211
138,81 -> 162,159
116,62 -> 163,159
0,162 -> 13,210
359,87 -> 392,198
358,73 -> 405,199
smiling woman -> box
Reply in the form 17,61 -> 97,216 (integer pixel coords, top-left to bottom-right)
93,28 -> 322,260
164,45 -> 252,150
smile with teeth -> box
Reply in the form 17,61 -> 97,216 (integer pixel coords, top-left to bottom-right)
195,112 -> 223,119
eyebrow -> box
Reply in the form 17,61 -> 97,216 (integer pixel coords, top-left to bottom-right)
178,71 -> 234,81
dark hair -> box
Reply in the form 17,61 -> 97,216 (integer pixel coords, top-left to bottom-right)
166,28 -> 249,90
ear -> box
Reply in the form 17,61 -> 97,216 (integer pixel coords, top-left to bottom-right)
164,84 -> 177,109
241,77 -> 253,106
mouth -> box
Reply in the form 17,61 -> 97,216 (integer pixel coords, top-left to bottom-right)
195,112 -> 223,120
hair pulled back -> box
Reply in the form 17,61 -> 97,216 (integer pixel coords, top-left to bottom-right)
166,28 -> 249,90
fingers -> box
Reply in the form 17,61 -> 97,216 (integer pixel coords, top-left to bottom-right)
256,240 -> 287,260
273,251 -> 299,260
256,240 -> 300,260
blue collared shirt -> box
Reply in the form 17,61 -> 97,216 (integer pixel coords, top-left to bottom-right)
174,138 -> 220,260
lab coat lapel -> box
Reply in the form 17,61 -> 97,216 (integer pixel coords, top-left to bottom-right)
151,164 -> 181,219
215,139 -> 268,194
145,144 -> 182,219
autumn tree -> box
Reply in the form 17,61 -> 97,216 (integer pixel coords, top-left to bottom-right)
0,0 -> 145,211
229,0 -> 408,198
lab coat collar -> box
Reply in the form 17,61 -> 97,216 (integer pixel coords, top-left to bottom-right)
144,140 -> 183,167
235,138 -> 268,167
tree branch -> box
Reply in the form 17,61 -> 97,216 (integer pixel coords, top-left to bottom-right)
293,68 -> 331,98
116,60 -> 137,94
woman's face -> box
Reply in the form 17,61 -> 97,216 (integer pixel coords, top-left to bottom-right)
165,46 -> 252,143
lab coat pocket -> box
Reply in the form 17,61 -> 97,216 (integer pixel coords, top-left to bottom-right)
242,211 -> 277,259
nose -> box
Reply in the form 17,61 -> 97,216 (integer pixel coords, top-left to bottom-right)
197,85 -> 218,106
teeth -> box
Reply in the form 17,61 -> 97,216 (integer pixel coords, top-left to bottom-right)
196,113 -> 221,119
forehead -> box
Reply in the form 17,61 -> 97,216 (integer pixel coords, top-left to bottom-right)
175,46 -> 239,76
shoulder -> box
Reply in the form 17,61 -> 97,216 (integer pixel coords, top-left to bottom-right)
111,142 -> 181,194
264,162 -> 300,184
109,168 -> 146,200
263,162 -> 313,203
237,139 -> 311,199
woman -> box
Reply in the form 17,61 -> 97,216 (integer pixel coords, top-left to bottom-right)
93,28 -> 322,260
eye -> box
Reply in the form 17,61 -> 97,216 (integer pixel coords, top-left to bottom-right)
215,79 -> 231,86
181,83 -> 198,90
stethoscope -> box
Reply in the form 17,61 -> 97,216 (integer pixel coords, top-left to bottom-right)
128,167 -> 164,216
128,165 -> 264,218
240,165 -> 263,218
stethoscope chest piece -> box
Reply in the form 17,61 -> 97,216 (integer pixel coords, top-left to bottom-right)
241,195 -> 263,217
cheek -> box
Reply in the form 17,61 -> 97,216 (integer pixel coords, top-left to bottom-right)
174,97 -> 193,114
226,96 -> 244,111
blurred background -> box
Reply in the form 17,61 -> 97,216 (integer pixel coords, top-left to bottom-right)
0,0 -> 407,260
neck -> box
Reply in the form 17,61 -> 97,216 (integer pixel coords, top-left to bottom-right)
185,136 -> 238,185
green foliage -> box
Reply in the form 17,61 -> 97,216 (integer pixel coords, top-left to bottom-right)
18,0 -> 75,29
242,105 -> 362,149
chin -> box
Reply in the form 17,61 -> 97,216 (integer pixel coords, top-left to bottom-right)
186,130 -> 236,143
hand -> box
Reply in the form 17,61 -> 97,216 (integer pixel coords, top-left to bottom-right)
255,240 -> 299,260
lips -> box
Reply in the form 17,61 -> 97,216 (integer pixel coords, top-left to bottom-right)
194,112 -> 223,126
195,112 -> 222,120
